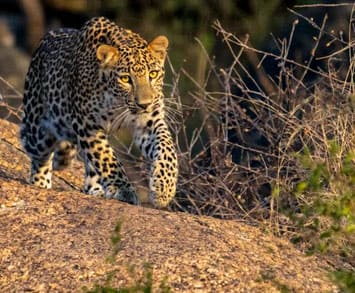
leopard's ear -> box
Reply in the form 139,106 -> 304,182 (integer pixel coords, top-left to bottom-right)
148,35 -> 168,63
96,44 -> 119,67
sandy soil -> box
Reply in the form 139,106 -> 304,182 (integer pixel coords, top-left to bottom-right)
0,119 -> 339,292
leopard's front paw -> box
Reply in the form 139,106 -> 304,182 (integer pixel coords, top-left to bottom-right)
149,174 -> 177,208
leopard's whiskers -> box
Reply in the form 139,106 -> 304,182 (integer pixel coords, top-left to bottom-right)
110,108 -> 130,132
164,99 -> 182,130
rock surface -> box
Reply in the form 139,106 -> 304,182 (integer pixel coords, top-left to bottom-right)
0,119 -> 338,292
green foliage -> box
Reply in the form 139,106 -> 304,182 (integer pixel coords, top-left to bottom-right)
106,221 -> 123,263
289,144 -> 355,290
292,144 -> 355,257
330,270 -> 355,293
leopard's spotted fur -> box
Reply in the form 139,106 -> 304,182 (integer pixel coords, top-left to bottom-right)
20,17 -> 178,207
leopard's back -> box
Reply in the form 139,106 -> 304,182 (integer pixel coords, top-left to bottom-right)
21,28 -> 79,143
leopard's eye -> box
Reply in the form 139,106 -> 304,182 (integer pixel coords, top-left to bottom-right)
149,71 -> 158,79
119,75 -> 131,84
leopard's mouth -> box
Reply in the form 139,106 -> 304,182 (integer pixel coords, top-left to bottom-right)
127,99 -> 156,115
130,106 -> 153,115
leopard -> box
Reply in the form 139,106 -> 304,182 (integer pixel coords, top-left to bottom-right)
20,17 -> 178,208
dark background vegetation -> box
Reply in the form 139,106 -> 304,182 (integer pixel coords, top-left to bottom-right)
0,1 -> 354,289
1,0 -> 349,90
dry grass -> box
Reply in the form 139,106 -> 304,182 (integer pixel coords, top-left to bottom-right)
160,11 -> 354,222
154,5 -> 354,269
0,76 -> 23,123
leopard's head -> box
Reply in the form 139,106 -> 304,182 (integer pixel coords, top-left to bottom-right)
96,34 -> 168,115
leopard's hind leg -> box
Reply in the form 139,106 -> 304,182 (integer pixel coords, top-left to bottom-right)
21,122 -> 58,189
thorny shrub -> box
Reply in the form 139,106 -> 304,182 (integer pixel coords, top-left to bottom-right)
159,6 -> 354,267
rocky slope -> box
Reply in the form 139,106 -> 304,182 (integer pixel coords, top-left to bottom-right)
0,119 -> 338,292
